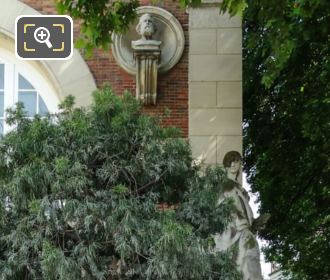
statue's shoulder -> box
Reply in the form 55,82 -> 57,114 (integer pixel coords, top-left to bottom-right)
223,178 -> 239,192
223,180 -> 251,201
236,184 -> 250,201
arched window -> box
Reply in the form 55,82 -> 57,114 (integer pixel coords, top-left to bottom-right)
0,48 -> 59,135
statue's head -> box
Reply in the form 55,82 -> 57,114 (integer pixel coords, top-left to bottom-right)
136,13 -> 156,40
223,151 -> 242,180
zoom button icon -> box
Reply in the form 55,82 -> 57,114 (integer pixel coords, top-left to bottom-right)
34,27 -> 53,48
16,15 -> 73,60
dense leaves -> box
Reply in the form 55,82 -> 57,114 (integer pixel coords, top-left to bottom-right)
242,1 -> 330,279
56,0 -> 139,56
55,0 -> 246,54
0,88 -> 241,279
57,0 -> 329,278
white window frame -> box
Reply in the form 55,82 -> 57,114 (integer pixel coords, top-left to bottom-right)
0,47 -> 59,134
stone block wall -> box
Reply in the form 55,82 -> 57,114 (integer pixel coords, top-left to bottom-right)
188,6 -> 242,164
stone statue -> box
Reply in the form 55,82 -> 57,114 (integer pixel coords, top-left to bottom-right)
132,14 -> 161,105
135,13 -> 157,41
215,151 -> 267,280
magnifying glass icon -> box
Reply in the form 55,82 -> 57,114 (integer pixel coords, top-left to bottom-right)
34,27 -> 53,48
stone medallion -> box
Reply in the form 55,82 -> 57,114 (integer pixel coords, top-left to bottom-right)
112,6 -> 185,75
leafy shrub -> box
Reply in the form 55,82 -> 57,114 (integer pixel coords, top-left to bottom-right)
0,87 -> 240,280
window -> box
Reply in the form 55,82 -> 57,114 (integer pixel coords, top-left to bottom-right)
0,48 -> 59,135
18,74 -> 48,117
0,64 -> 4,134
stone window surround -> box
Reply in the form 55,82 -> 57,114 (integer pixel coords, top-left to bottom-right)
0,48 -> 57,133
0,0 -> 96,107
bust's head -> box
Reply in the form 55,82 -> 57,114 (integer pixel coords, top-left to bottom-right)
223,151 -> 242,181
136,13 -> 156,40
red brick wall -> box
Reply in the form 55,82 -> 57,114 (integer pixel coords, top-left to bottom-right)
21,0 -> 189,136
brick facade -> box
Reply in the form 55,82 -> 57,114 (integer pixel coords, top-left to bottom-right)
21,0 -> 189,136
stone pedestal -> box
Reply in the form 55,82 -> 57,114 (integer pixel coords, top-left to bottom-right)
132,41 -> 161,105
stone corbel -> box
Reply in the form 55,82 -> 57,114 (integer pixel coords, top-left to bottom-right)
133,48 -> 161,105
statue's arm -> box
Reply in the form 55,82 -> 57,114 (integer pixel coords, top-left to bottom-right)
251,213 -> 271,234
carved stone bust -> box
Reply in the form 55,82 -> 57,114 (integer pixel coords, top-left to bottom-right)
132,13 -> 161,49
112,6 -> 185,75
136,13 -> 156,40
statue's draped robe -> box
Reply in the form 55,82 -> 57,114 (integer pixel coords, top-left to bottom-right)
215,180 -> 263,280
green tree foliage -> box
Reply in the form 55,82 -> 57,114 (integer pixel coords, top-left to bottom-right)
55,0 -> 245,54
0,88 -> 241,279
241,1 -> 330,279
56,0 -> 139,55
58,0 -> 329,278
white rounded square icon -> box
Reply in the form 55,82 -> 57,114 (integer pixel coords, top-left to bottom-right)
16,15 -> 73,60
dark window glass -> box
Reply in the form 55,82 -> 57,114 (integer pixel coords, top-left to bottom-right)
18,91 -> 37,117
19,74 -> 34,90
0,119 -> 3,135
0,92 -> 3,117
39,96 -> 49,116
0,64 -> 4,89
